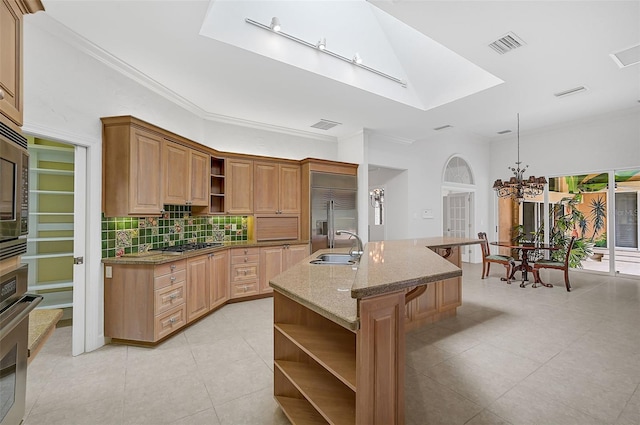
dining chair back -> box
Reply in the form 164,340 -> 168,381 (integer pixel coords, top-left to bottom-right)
532,236 -> 576,292
478,232 -> 516,283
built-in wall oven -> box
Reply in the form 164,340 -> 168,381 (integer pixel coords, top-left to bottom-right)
0,265 -> 42,425
0,121 -> 29,261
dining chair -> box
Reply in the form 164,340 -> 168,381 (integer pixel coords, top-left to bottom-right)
478,232 -> 516,283
532,236 -> 576,292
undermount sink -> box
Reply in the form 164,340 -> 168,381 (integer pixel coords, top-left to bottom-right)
310,253 -> 359,265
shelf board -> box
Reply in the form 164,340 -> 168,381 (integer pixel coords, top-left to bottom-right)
29,280 -> 73,291
22,252 -> 73,260
29,212 -> 74,216
275,360 -> 355,425
275,396 -> 328,425
211,174 -> 225,178
30,190 -> 74,195
275,324 -> 356,391
210,193 -> 225,197
28,144 -> 74,153
30,168 -> 74,176
28,237 -> 74,242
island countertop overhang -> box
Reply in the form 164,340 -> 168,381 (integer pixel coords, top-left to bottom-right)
269,237 -> 480,331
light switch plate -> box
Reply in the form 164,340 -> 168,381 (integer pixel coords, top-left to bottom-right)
105,266 -> 112,279
422,209 -> 434,219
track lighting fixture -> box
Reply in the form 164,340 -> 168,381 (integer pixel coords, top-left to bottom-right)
245,17 -> 407,87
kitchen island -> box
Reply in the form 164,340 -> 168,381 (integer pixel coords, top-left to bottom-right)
269,237 -> 481,425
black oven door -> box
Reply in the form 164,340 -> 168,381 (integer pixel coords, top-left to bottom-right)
0,294 -> 42,425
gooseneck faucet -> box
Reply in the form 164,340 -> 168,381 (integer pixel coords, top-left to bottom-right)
335,230 -> 364,257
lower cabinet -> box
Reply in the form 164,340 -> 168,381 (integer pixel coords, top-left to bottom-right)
208,250 -> 229,311
405,246 -> 462,330
186,255 -> 209,323
230,247 -> 260,298
259,244 -> 309,294
104,259 -> 187,342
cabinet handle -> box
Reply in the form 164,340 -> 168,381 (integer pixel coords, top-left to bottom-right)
0,89 -> 4,100
244,257 -> 248,262
169,293 -> 178,300
170,276 -> 176,282
244,249 -> 248,254
168,317 -> 177,324
170,265 -> 176,271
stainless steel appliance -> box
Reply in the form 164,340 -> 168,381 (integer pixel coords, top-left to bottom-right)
0,121 -> 29,261
0,265 -> 42,425
310,172 -> 358,253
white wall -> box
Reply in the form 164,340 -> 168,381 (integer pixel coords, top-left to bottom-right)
22,15 -> 338,353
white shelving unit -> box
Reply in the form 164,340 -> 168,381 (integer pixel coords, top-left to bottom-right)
24,141 -> 75,315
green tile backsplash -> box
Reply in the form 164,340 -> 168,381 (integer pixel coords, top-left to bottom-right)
101,205 -> 248,258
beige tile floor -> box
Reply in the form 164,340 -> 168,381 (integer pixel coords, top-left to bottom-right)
24,263 -> 640,425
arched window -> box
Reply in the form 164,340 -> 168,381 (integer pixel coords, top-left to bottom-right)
444,156 -> 474,185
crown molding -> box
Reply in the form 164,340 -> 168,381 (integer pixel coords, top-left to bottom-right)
364,129 -> 416,145
22,121 -> 99,148
28,14 -> 338,143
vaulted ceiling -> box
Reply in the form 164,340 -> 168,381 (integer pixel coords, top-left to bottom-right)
38,0 -> 640,142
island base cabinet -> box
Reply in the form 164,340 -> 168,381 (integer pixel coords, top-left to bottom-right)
273,290 -> 406,425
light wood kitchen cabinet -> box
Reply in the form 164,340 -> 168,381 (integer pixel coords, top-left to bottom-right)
405,246 -> 462,330
259,244 -> 308,293
254,161 -> 300,214
102,118 -> 164,216
104,259 -> 187,342
186,255 -> 209,323
0,0 -> 43,127
162,139 -> 209,206
208,250 -> 228,311
226,158 -> 253,214
229,247 -> 259,298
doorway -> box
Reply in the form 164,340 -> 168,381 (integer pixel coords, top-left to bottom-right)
23,136 -> 86,356
442,155 -> 476,262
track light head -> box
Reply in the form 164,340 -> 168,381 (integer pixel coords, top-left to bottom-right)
317,37 -> 326,50
270,17 -> 280,32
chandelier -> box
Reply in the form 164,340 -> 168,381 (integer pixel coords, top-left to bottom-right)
493,114 -> 547,202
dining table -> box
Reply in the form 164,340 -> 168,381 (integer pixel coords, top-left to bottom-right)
490,241 -> 561,288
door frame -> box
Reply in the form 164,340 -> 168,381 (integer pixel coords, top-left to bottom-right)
23,122 -> 102,355
442,186 -> 475,262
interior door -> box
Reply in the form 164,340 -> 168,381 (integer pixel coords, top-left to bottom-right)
72,145 -> 86,356
444,192 -> 471,262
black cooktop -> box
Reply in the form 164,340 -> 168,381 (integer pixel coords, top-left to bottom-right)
153,242 -> 224,253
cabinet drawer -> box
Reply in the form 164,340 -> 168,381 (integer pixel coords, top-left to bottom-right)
155,260 -> 186,277
230,254 -> 259,265
230,247 -> 259,257
231,264 -> 259,281
231,281 -> 259,298
155,304 -> 187,340
154,269 -> 186,290
155,282 -> 186,315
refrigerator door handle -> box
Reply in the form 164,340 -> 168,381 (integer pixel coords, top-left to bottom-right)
328,200 -> 334,248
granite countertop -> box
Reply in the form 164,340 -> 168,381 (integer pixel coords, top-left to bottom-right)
270,237 -> 481,331
101,240 -> 310,265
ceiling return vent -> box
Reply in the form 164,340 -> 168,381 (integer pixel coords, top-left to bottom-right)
488,32 -> 526,54
610,44 -> 640,68
310,119 -> 342,130
554,86 -> 588,98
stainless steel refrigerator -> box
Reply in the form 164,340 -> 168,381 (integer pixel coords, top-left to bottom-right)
310,172 -> 358,253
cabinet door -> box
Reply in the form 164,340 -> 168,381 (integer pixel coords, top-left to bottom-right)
129,128 -> 163,215
162,140 -> 189,205
0,0 -> 23,126
190,150 -> 209,206
284,244 -> 308,269
209,250 -> 229,311
186,255 -> 209,322
226,159 -> 253,214
279,164 -> 301,214
254,162 -> 278,214
407,283 -> 438,322
259,246 -> 283,293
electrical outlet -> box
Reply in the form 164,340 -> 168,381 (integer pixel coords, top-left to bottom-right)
105,266 -> 112,279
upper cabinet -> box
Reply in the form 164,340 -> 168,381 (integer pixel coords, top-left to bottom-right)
0,0 -> 44,127
254,161 -> 300,215
162,139 -> 209,207
102,117 -> 163,216
226,158 -> 253,214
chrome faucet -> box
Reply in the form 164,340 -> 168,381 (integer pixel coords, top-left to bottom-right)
336,230 -> 364,257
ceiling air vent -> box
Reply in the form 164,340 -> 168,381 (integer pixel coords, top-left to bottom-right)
497,129 -> 512,135
433,124 -> 452,131
554,86 -> 588,98
610,44 -> 640,68
310,119 -> 341,130
488,32 -> 526,55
